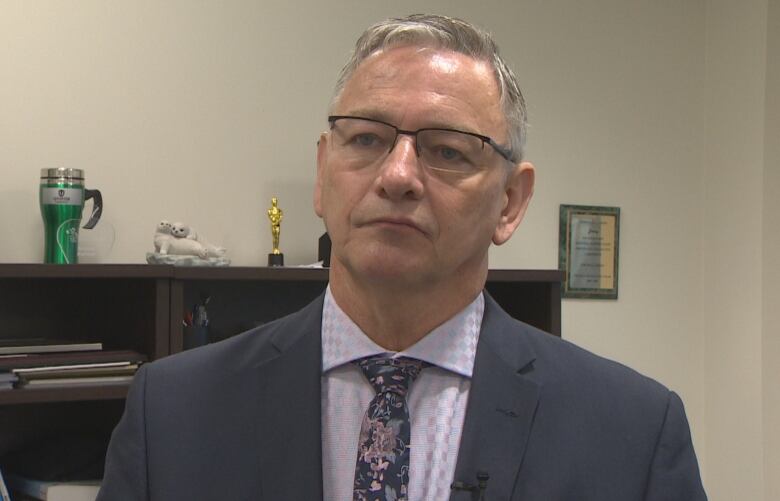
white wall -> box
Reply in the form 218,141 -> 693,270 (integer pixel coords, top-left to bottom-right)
703,1 -> 772,499
5,0 -> 778,497
763,1 -> 780,498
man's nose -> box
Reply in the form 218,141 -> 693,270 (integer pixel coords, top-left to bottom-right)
375,135 -> 425,200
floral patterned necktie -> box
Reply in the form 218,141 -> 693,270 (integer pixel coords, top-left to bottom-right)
353,356 -> 427,501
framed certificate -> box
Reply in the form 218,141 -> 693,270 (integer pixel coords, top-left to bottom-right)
559,205 -> 620,299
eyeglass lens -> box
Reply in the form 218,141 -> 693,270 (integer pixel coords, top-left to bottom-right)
330,118 -> 491,174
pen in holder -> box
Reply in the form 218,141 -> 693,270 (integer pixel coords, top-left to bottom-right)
184,296 -> 210,350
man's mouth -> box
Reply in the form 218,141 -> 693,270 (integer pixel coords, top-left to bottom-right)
362,217 -> 428,236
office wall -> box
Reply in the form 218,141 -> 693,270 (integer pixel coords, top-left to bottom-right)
763,1 -> 780,499
0,0 -> 725,494
703,0 -> 770,499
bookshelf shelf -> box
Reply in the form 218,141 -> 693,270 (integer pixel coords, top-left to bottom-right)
0,263 -> 562,473
0,384 -> 129,405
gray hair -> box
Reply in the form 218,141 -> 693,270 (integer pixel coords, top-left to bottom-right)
330,14 -> 527,162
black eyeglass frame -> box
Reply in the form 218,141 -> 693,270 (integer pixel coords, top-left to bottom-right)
327,115 -> 516,164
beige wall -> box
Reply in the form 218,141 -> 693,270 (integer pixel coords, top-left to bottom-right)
763,1 -> 780,498
2,0 -> 777,497
703,0 -> 776,499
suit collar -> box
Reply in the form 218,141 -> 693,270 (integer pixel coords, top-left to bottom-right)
451,292 -> 540,500
254,295 -> 325,500
320,286 -> 484,377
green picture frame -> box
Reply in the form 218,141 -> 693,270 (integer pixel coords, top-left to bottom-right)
559,204 -> 620,299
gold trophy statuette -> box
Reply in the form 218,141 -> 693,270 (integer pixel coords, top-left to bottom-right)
267,197 -> 284,266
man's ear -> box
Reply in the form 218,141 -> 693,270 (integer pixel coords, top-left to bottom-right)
493,161 -> 535,245
314,133 -> 328,218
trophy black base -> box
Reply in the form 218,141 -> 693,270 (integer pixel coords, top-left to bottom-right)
268,253 -> 284,267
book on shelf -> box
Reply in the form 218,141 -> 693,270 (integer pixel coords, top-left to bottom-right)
0,339 -> 102,356
1,351 -> 145,390
0,371 -> 18,391
17,375 -> 135,389
14,362 -> 138,378
0,350 -> 146,371
15,363 -> 138,381
4,473 -> 99,501
0,467 -> 10,501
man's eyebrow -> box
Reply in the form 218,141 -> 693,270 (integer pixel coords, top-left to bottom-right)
340,109 -> 482,134
342,109 -> 393,123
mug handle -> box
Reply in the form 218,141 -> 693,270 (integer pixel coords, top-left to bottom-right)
82,189 -> 103,229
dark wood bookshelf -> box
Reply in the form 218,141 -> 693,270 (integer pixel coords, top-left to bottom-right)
169,267 -> 562,353
0,263 -> 561,467
0,265 -> 561,401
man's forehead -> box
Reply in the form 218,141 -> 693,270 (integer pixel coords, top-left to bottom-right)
357,45 -> 493,81
336,45 -> 504,134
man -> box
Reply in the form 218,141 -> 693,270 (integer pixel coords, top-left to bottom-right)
99,14 -> 706,500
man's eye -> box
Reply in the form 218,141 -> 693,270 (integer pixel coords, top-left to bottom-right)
423,142 -> 481,175
439,146 -> 464,161
351,133 -> 382,147
430,145 -> 470,164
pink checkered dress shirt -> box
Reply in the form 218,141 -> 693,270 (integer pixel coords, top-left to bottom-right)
321,287 -> 484,501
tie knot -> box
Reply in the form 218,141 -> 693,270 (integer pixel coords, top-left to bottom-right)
355,356 -> 426,397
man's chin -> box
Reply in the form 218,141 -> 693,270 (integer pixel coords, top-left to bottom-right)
338,250 -> 435,287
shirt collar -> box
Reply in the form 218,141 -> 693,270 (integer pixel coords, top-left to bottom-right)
321,286 -> 483,378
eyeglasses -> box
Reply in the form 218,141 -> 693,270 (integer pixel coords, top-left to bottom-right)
327,116 -> 514,175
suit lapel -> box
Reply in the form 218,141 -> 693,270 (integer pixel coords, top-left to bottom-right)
254,296 -> 325,500
451,293 -> 540,500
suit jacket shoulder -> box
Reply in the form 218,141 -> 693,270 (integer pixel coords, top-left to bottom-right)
99,295 -> 325,501
452,293 -> 706,500
509,310 -> 670,403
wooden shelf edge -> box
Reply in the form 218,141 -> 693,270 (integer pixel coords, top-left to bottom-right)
0,383 -> 130,405
171,266 -> 330,281
487,269 -> 563,282
0,264 -> 563,283
0,263 -> 170,279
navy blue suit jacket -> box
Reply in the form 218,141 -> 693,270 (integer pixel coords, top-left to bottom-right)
98,293 -> 706,500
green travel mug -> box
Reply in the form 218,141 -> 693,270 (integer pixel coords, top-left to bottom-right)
39,168 -> 103,264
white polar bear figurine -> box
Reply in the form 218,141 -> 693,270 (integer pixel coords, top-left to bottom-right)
153,220 -> 174,253
170,222 -> 226,258
155,220 -> 207,258
160,236 -> 209,259
148,219 -> 230,266
170,223 -> 192,239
